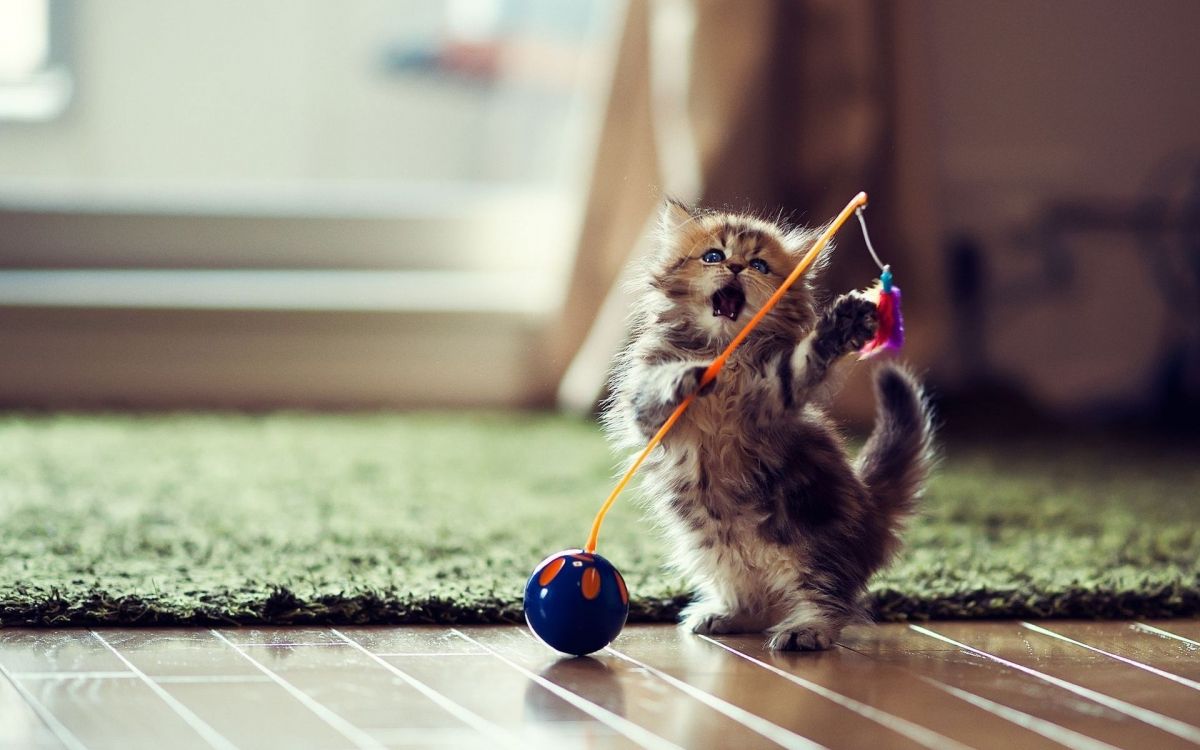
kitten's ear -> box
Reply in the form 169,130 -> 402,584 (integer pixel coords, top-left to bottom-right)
786,226 -> 833,283
659,196 -> 698,231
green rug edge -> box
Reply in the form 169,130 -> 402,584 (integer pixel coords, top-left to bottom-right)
5,584 -> 1198,628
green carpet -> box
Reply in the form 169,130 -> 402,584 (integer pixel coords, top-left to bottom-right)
0,413 -> 1196,626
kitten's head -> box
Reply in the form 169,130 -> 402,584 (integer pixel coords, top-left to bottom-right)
644,199 -> 824,350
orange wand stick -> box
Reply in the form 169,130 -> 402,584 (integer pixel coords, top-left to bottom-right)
583,191 -> 869,554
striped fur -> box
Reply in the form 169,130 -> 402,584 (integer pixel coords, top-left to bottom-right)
602,201 -> 934,650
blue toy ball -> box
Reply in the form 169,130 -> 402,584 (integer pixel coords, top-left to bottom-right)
524,549 -> 629,656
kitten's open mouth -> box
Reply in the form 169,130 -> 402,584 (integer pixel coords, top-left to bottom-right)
711,283 -> 745,321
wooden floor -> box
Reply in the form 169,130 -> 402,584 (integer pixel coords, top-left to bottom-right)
0,621 -> 1197,749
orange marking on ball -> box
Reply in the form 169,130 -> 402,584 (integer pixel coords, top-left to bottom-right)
615,570 -> 628,605
570,553 -> 594,562
581,567 -> 601,600
538,557 -> 566,587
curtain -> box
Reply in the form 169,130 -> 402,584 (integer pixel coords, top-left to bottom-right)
550,0 -> 945,419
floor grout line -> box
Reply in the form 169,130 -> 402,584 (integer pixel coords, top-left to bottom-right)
10,672 -> 272,686
12,671 -> 138,680
363,726 -> 504,742
372,648 -> 489,652
152,675 -> 275,684
238,643 -> 345,648
0,661 -> 89,750
1132,623 -> 1200,648
449,628 -> 684,750
910,625 -> 1200,744
916,674 -> 1121,750
1022,622 -> 1200,691
693,636 -> 964,750
210,629 -> 385,750
91,631 -> 239,750
605,643 -> 827,750
330,628 -> 521,750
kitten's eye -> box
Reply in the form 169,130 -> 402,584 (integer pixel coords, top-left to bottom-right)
701,249 -> 726,264
750,258 -> 770,274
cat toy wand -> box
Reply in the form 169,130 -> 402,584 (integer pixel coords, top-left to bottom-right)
523,191 -> 904,656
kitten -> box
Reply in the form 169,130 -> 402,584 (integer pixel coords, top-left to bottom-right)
602,199 -> 934,651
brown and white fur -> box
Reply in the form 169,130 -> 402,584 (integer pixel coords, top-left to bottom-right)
602,200 -> 934,651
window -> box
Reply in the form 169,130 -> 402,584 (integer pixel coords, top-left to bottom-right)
0,0 -> 72,121
0,1 -> 624,408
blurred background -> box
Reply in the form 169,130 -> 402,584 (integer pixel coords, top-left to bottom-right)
2,0 -> 1198,436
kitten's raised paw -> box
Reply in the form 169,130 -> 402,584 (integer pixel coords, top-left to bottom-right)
766,627 -> 836,651
819,294 -> 878,355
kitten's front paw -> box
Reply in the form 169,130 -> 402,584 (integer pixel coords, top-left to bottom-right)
817,294 -> 878,356
686,612 -> 740,635
682,604 -> 749,635
674,365 -> 714,401
766,627 -> 836,651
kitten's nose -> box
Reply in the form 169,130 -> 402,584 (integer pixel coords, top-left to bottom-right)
727,263 -> 745,275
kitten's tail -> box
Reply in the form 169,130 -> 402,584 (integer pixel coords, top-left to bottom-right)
856,364 -> 935,529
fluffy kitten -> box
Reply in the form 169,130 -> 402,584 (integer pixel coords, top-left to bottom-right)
602,199 -> 934,650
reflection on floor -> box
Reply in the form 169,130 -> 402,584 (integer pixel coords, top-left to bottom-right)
1,621 -> 1198,749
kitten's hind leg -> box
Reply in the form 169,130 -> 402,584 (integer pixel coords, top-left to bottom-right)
765,590 -> 849,651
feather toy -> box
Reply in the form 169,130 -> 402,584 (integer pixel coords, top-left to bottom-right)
856,207 -> 904,357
